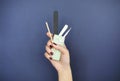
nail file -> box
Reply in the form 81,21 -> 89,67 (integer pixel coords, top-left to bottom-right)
52,11 -> 62,61
53,11 -> 58,34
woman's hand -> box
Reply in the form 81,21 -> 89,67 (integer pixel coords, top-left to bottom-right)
44,32 -> 70,72
44,32 -> 73,81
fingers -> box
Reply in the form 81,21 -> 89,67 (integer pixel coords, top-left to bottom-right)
46,45 -> 53,55
44,52 -> 52,60
46,40 -> 68,55
46,40 -> 68,56
47,40 -> 52,47
46,32 -> 53,38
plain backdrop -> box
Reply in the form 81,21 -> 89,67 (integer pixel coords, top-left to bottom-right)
0,0 -> 120,81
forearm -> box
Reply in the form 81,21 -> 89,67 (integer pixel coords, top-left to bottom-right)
58,65 -> 73,81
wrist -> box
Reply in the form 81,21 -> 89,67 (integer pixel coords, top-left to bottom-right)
57,65 -> 73,81
57,64 -> 71,74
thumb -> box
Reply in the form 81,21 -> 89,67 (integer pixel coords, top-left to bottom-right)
52,43 -> 69,55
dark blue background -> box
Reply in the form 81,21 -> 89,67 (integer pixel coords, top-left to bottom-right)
0,0 -> 120,81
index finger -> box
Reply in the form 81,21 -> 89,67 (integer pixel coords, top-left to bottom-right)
46,32 -> 53,38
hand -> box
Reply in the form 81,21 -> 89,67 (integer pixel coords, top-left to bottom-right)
44,32 -> 70,72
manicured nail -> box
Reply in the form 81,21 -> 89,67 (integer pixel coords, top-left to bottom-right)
52,34 -> 54,37
49,57 -> 52,60
53,43 -> 57,45
50,52 -> 53,55
50,45 -> 53,48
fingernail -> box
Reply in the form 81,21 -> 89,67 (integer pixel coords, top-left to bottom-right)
49,57 -> 52,60
50,45 -> 53,48
50,52 -> 53,55
52,34 -> 54,37
53,43 -> 57,45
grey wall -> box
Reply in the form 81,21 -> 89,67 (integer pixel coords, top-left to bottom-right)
0,0 -> 120,81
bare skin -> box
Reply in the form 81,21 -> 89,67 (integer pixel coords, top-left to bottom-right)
44,32 -> 73,81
